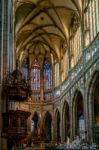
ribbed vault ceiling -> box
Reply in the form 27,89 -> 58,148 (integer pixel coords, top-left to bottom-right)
15,0 -> 82,66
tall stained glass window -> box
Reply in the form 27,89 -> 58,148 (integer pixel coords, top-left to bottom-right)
21,58 -> 28,80
55,63 -> 59,87
31,58 -> 40,91
44,60 -> 52,90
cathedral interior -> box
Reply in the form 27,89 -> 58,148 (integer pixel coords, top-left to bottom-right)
0,0 -> 99,149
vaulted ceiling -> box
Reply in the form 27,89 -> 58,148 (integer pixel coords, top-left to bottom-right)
15,0 -> 82,67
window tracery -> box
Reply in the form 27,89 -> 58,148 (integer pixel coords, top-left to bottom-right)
44,60 -> 52,90
54,63 -> 59,87
21,58 -> 53,101
84,0 -> 99,47
70,27 -> 81,68
31,58 -> 40,91
21,58 -> 28,80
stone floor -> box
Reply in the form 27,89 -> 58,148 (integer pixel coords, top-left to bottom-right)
16,144 -> 45,150
24,147 -> 44,150
16,147 -> 45,150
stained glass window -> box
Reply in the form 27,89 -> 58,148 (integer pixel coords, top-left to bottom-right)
44,93 -> 53,101
21,58 -> 28,80
84,0 -> 99,46
31,58 -> 40,91
44,61 -> 52,90
32,94 -> 40,101
55,63 -> 59,87
70,27 -> 82,68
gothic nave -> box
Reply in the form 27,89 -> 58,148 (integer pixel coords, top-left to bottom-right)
0,0 -> 99,149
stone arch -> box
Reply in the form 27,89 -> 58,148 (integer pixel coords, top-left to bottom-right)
72,90 -> 84,139
31,112 -> 40,138
87,70 -> 99,143
54,109 -> 61,143
42,111 -> 52,142
62,101 -> 70,142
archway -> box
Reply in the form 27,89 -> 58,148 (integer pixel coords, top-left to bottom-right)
73,90 -> 84,139
31,112 -> 39,138
88,71 -> 99,143
42,112 -> 52,142
62,101 -> 70,142
55,109 -> 61,143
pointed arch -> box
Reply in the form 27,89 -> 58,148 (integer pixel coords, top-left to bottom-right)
21,57 -> 29,80
62,101 -> 70,141
87,70 -> 99,143
42,111 -> 52,142
72,90 -> 84,138
54,109 -> 61,142
30,112 -> 40,136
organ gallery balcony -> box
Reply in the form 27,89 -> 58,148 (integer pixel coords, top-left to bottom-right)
2,110 -> 31,140
3,68 -> 31,101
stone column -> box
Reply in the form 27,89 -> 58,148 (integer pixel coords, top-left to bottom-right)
12,0 -> 16,70
60,104 -> 63,143
52,62 -> 55,101
61,108 -> 64,142
50,108 -> 54,142
83,82 -> 89,141
1,0 -> 8,149
0,87 -> 2,150
69,92 -> 73,140
72,99 -> 76,139
87,89 -> 94,143
80,0 -> 88,142
52,109 -> 57,142
0,0 -> 14,149
40,67 -> 44,102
